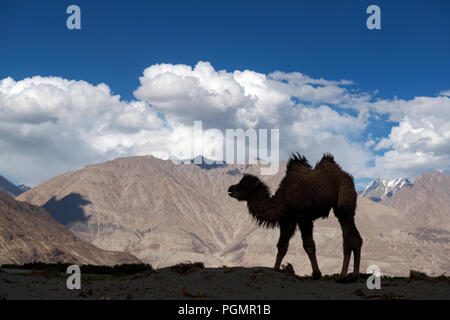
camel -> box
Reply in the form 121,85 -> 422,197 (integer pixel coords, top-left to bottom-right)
227,153 -> 362,280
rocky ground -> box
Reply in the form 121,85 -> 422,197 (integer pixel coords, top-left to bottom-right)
0,263 -> 449,300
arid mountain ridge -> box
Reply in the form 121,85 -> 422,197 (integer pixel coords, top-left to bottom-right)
381,172 -> 450,230
0,192 -> 140,265
16,156 -> 450,276
360,177 -> 413,202
0,175 -> 25,197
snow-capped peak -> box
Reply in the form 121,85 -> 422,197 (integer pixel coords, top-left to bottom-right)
361,177 -> 413,202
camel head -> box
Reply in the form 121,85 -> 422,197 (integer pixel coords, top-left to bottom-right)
228,174 -> 268,202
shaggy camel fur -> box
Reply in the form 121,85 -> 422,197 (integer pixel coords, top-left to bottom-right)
228,153 -> 363,280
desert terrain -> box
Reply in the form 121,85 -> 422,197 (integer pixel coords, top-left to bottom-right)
0,263 -> 449,300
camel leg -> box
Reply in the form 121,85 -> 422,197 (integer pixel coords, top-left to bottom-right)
298,219 -> 321,280
337,215 -> 363,279
351,222 -> 362,277
340,246 -> 352,278
353,245 -> 361,276
274,220 -> 296,270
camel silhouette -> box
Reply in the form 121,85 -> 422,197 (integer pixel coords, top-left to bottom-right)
228,153 -> 362,280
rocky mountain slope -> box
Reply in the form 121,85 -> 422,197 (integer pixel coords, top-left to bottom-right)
17,156 -> 450,276
0,192 -> 140,265
381,172 -> 450,230
360,177 -> 413,202
0,175 -> 22,197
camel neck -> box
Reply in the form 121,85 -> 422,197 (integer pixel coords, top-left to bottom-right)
247,190 -> 284,224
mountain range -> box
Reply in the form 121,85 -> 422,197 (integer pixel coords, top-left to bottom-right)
360,172 -> 450,230
0,192 -> 140,265
0,175 -> 28,197
360,177 -> 413,202
16,156 -> 450,276
381,172 -> 450,230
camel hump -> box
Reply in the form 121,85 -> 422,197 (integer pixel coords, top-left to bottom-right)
314,153 -> 339,169
286,153 -> 312,172
319,153 -> 336,163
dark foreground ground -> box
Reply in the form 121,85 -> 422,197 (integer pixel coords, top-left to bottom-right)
0,263 -> 449,300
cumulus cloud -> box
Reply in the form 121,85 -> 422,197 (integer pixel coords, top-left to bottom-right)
359,95 -> 450,179
0,76 -> 163,185
133,61 -> 370,175
1,61 -> 449,185
439,89 -> 450,97
133,61 -> 369,128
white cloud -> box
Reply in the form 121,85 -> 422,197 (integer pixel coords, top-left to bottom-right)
439,89 -> 450,96
0,76 -> 163,185
133,61 -> 368,129
365,139 -> 376,149
362,150 -> 450,180
134,61 -> 370,174
1,61 -> 449,185
365,95 -> 450,179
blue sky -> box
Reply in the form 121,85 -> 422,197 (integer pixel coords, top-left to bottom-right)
2,0 -> 449,99
0,0 -> 449,187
